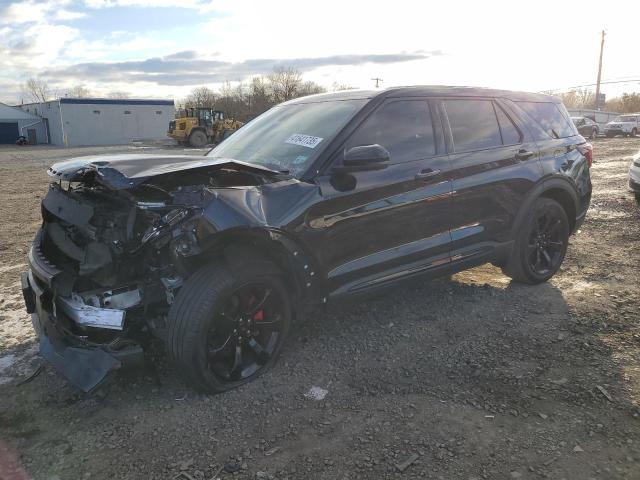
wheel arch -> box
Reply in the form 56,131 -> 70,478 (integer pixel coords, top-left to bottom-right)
187,227 -> 324,315
508,177 -> 579,248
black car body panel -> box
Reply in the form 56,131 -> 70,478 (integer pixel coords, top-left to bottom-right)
22,86 -> 592,391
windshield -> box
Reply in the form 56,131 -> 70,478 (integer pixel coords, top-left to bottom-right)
615,115 -> 637,122
206,99 -> 366,177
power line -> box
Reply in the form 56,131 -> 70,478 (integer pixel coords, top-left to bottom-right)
541,78 -> 640,93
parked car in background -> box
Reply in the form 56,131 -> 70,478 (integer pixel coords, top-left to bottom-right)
605,114 -> 640,137
571,116 -> 599,139
22,86 -> 593,393
629,150 -> 640,202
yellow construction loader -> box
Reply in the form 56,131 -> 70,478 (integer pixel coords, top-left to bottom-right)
168,108 -> 243,147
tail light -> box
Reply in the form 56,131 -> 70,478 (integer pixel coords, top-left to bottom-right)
577,142 -> 593,168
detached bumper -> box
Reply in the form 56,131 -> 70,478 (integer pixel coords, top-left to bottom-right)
21,239 -> 144,392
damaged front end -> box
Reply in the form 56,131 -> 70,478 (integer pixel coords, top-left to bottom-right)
22,154 -> 282,391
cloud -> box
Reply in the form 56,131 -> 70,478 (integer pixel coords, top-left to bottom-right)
41,51 -> 440,86
55,10 -> 88,20
83,0 -> 208,8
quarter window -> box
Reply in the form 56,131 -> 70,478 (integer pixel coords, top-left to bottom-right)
345,100 -> 435,164
444,99 -> 502,152
495,105 -> 522,145
516,101 -> 575,139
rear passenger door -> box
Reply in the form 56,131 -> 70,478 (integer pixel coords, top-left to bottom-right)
309,98 -> 453,295
441,98 -> 543,261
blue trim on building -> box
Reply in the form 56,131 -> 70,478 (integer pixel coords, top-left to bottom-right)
60,98 -> 174,106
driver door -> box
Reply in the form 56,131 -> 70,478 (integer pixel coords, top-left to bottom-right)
305,99 -> 453,296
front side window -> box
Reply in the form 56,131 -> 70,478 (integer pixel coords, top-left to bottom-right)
207,99 -> 366,177
516,101 -> 575,138
444,99 -> 502,152
617,115 -> 638,122
344,100 -> 435,164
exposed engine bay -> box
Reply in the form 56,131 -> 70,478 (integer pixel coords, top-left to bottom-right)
24,155 -> 292,390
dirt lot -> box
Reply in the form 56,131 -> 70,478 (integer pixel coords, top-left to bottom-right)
0,139 -> 639,480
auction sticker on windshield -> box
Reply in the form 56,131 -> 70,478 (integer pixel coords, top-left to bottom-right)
285,133 -> 324,149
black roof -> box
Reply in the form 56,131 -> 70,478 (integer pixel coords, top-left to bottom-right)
285,85 -> 559,105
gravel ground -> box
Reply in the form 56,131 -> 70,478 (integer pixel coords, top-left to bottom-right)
0,139 -> 639,480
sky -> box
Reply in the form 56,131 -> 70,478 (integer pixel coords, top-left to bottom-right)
1,0 -> 639,105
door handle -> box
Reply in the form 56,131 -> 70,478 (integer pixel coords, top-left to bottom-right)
415,168 -> 441,180
515,149 -> 535,160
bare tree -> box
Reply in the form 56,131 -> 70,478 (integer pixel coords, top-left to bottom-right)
185,86 -> 217,108
558,89 -> 595,109
298,80 -> 326,97
107,91 -> 131,99
249,76 -> 271,116
606,93 -> 640,113
268,66 -> 302,103
22,77 -> 52,103
64,85 -> 92,98
331,82 -> 355,91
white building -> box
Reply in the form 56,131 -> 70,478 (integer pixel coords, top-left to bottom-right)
0,102 -> 48,144
18,98 -> 175,147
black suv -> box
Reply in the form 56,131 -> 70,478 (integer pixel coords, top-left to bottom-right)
22,86 -> 592,392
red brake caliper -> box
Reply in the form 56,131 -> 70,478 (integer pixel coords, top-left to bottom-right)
253,310 -> 264,322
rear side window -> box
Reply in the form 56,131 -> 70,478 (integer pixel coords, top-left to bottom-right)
495,105 -> 522,145
516,101 -> 575,139
346,100 -> 435,163
444,99 -> 502,152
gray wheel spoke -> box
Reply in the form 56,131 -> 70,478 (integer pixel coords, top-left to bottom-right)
208,334 -> 233,357
248,288 -> 272,315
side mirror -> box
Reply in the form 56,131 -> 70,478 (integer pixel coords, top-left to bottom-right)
332,144 -> 390,173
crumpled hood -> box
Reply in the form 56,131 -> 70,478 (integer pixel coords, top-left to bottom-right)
48,154 -> 282,190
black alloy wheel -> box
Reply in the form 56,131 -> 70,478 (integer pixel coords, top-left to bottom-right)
502,197 -> 569,284
206,282 -> 285,382
167,262 -> 291,393
527,210 -> 566,276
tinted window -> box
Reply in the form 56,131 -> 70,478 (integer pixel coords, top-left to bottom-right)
516,101 -> 575,138
495,105 -> 522,145
208,99 -> 366,177
346,100 -> 435,164
444,99 -> 502,152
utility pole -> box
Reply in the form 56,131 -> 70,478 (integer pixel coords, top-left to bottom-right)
595,30 -> 605,110
371,77 -> 383,88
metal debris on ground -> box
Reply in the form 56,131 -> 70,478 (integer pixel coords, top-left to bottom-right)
395,453 -> 419,472
304,386 -> 328,401
15,364 -> 44,386
596,385 -> 613,402
264,446 -> 281,456
173,473 -> 196,480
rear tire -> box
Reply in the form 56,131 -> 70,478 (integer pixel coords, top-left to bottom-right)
167,262 -> 291,393
220,128 -> 234,142
502,198 -> 570,284
188,130 -> 208,148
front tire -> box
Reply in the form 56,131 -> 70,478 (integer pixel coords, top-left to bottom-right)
502,198 -> 570,284
167,262 -> 291,393
188,130 -> 208,148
